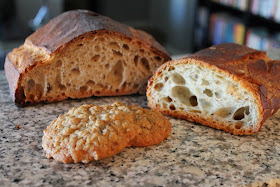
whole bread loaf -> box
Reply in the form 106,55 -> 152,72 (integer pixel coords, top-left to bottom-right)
5,10 -> 170,106
147,43 -> 280,135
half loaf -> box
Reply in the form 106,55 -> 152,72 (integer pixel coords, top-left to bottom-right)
5,10 -> 171,106
147,43 -> 280,135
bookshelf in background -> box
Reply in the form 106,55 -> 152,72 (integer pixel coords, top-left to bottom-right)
194,0 -> 280,52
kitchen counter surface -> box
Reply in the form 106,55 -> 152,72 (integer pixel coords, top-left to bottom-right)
0,68 -> 279,186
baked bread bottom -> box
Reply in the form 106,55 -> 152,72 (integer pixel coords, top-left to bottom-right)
42,102 -> 171,163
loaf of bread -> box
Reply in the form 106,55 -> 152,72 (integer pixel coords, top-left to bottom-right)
147,43 -> 280,135
5,10 -> 170,106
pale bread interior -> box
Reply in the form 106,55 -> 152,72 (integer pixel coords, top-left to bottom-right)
149,61 -> 260,132
19,33 -> 166,103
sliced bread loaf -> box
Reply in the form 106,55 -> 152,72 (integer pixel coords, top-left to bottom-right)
147,43 -> 280,135
5,10 -> 170,106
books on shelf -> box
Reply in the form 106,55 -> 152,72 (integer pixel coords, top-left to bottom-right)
246,28 -> 280,50
213,0 -> 280,23
209,13 -> 245,45
211,0 -> 249,11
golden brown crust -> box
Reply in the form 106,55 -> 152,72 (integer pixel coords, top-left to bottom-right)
5,10 -> 171,106
147,43 -> 280,135
42,102 -> 171,163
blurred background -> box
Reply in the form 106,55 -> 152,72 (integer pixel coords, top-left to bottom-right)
0,0 -> 280,70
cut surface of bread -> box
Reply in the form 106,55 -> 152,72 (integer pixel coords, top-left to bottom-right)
42,102 -> 171,163
4,10 -> 170,106
147,43 -> 280,135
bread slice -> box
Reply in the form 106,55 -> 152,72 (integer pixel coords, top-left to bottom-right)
4,10 -> 170,106
147,43 -> 280,135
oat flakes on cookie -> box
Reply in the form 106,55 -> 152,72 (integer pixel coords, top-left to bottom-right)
42,102 -> 171,163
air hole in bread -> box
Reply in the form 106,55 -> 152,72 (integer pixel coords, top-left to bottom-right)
107,60 -> 124,87
77,44 -> 83,47
105,64 -> 109,69
91,54 -> 100,62
168,66 -> 175,71
154,56 -> 162,61
56,73 -> 61,85
71,68 -> 80,76
171,73 -> 186,85
30,94 -> 34,100
47,83 -> 52,92
216,75 -> 223,79
171,86 -> 191,106
215,92 -> 220,98
164,77 -> 169,82
95,46 -> 100,52
59,84 -> 66,91
199,99 -> 211,108
202,79 -> 209,85
233,106 -> 250,120
140,49 -> 144,53
122,82 -> 127,88
109,42 -> 119,49
87,65 -> 92,68
140,57 -> 150,71
112,50 -> 123,57
86,80 -> 95,87
189,96 -> 198,106
134,55 -> 139,65
215,107 -> 233,118
27,79 -> 35,89
95,91 -> 100,94
169,104 -> 176,110
62,93 -> 65,96
203,89 -> 213,97
56,60 -> 62,67
154,83 -> 164,91
80,86 -> 88,93
35,84 -> 44,99
164,96 -> 172,103
123,44 -> 129,50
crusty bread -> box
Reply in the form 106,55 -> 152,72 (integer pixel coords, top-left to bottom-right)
42,102 -> 171,163
147,43 -> 280,135
4,10 -> 170,106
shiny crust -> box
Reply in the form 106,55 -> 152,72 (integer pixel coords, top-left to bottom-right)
147,43 -> 280,135
4,10 -> 171,106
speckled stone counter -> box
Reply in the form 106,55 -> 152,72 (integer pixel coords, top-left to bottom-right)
0,70 -> 279,187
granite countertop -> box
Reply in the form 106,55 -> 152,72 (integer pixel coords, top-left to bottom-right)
0,69 -> 279,187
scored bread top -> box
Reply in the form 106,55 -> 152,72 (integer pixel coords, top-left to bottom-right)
187,43 -> 280,124
8,9 -> 170,73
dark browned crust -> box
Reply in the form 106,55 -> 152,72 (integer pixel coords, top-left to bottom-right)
147,43 -> 280,135
26,10 -> 168,54
5,10 -> 171,106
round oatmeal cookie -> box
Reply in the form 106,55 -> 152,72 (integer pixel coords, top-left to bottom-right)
42,102 -> 171,163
